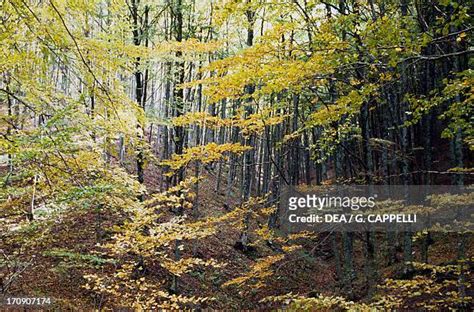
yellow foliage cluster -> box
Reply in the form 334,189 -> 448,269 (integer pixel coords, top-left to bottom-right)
84,179 -> 223,309
259,258 -> 473,311
154,39 -> 223,54
262,293 -> 373,311
85,268 -> 214,310
172,112 -> 233,128
161,257 -> 224,277
223,254 -> 285,289
161,142 -> 251,173
172,110 -> 286,135
220,195 -> 312,292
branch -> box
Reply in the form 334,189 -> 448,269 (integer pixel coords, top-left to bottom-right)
401,49 -> 473,63
0,89 -> 36,112
49,0 -> 123,122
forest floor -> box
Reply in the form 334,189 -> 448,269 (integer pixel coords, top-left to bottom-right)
1,165 -> 473,310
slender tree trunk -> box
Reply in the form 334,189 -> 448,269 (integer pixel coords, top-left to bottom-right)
238,2 -> 256,251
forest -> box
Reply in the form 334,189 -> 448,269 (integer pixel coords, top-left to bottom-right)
0,0 -> 473,310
